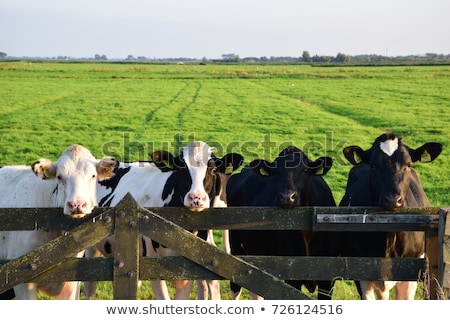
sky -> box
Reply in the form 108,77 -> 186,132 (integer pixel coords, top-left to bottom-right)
1,0 -> 449,59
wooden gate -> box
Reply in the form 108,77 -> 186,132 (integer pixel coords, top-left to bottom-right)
0,193 -> 448,299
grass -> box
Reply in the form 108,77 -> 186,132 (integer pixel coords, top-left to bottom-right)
0,61 -> 449,299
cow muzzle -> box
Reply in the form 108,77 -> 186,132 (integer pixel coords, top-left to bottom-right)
186,192 -> 209,211
66,200 -> 90,217
382,194 -> 404,210
279,191 -> 298,208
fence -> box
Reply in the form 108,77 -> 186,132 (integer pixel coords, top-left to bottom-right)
0,193 -> 449,299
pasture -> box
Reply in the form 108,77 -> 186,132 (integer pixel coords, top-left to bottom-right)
0,61 -> 449,299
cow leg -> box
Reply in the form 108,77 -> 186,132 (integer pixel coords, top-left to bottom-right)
250,292 -> 264,300
196,280 -> 208,299
207,279 -> 221,300
374,281 -> 396,300
230,282 -> 242,300
359,281 -> 377,300
222,230 -> 230,253
83,246 -> 103,299
14,283 -> 38,300
151,280 -> 171,300
53,281 -> 81,300
395,281 -> 418,300
173,280 -> 193,300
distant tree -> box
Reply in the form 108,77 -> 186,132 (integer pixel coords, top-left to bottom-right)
94,54 -> 108,61
221,53 -> 240,62
0,52 -> 7,58
335,52 -> 349,62
302,51 -> 311,62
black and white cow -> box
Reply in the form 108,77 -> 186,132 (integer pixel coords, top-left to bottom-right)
86,141 -> 243,300
0,145 -> 118,299
226,146 -> 336,299
339,133 -> 443,299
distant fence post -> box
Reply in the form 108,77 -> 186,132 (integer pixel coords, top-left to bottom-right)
438,207 -> 450,299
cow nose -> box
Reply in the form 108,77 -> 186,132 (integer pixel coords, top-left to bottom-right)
187,192 -> 208,208
279,191 -> 297,208
67,200 -> 88,214
383,194 -> 404,209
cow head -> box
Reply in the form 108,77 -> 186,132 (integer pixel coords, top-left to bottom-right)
343,133 -> 442,210
152,141 -> 243,211
248,146 -> 333,208
32,145 -> 119,217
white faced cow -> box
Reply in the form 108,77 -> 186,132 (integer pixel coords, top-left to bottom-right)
339,133 -> 443,299
86,141 -> 243,300
0,145 -> 118,299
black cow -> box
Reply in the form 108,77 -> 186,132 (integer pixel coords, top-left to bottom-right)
227,146 -> 336,299
339,133 -> 443,299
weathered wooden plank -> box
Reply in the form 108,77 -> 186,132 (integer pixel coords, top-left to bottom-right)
140,256 -> 425,281
0,256 -> 425,282
0,206 -> 439,232
315,212 -> 439,231
144,206 -> 314,230
113,193 -> 140,300
0,209 -> 114,294
0,207 -> 112,231
140,207 -> 311,300
316,206 -> 441,216
28,257 -> 113,282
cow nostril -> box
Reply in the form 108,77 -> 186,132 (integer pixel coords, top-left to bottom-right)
383,195 -> 403,209
289,192 -> 297,202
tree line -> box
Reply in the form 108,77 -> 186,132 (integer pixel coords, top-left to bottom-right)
1,51 -> 449,64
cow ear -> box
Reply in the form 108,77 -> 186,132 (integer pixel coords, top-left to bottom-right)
215,153 -> 244,175
343,146 -> 366,165
32,159 -> 57,180
409,142 -> 443,163
309,156 -> 333,176
97,157 -> 119,181
151,150 -> 175,172
249,159 -> 271,176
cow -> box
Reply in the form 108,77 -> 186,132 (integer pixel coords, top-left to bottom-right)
0,144 -> 119,299
85,141 -> 243,300
339,133 -> 443,299
226,146 -> 336,300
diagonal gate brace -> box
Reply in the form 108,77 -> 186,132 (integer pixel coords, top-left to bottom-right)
0,209 -> 114,294
140,204 -> 311,300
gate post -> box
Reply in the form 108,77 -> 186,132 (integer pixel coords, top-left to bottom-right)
438,207 -> 450,299
113,193 -> 140,299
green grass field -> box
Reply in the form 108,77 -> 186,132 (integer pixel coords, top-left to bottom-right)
0,61 -> 449,299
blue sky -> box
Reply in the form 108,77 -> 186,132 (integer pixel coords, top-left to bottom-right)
1,0 -> 449,59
